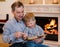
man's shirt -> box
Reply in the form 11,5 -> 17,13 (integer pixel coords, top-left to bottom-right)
2,18 -> 26,44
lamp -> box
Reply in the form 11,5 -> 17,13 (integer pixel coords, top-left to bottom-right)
29,0 -> 35,4
53,0 -> 59,4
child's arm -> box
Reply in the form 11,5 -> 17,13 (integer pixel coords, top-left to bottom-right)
32,34 -> 47,43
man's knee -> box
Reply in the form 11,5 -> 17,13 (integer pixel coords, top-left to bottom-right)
26,41 -> 36,47
37,44 -> 49,47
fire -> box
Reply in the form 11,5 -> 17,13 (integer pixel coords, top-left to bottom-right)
50,19 -> 55,25
44,19 -> 58,35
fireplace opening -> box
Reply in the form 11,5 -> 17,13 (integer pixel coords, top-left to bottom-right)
35,17 -> 58,41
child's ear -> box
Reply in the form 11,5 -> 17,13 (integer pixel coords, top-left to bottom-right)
35,20 -> 36,23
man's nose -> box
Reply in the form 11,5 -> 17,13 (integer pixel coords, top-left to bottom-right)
20,13 -> 24,16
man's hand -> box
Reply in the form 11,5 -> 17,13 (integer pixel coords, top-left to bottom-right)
14,32 -> 23,39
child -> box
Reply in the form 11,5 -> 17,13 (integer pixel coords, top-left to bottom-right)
23,13 -> 49,47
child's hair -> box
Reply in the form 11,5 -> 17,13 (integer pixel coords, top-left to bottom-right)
23,12 -> 35,22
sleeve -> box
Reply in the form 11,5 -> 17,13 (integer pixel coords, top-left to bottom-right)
38,26 -> 44,35
2,23 -> 16,43
24,27 -> 28,36
38,26 -> 44,43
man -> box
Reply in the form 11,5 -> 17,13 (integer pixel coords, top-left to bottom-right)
2,1 -> 26,47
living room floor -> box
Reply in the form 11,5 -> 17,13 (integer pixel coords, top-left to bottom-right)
0,34 -> 59,47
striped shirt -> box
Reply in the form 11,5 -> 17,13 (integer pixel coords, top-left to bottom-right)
2,18 -> 26,44
24,25 -> 44,43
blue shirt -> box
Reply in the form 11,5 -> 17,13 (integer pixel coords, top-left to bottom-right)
24,25 -> 44,43
2,18 -> 26,44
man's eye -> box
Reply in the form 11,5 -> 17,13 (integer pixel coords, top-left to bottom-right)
17,12 -> 20,13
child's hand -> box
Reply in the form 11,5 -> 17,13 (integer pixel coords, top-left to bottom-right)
33,38 -> 42,43
32,35 -> 45,43
22,33 -> 28,40
27,36 -> 37,40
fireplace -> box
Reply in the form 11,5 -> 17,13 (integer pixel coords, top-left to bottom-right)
35,17 -> 58,41
24,4 -> 60,45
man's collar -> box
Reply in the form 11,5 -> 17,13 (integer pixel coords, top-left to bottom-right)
15,18 -> 18,22
14,17 -> 23,23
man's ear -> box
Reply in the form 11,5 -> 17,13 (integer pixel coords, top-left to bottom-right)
11,10 -> 14,13
11,10 -> 15,14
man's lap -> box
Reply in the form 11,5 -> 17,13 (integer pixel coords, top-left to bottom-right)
25,41 -> 36,47
36,43 -> 49,47
25,41 -> 49,47
9,43 -> 25,47
9,41 -> 49,47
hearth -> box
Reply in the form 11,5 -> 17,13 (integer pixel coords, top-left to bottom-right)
35,17 -> 58,41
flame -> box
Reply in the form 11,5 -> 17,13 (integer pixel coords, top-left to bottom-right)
44,19 -> 58,35
50,19 -> 55,25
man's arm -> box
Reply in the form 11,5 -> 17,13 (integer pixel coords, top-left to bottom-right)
2,24 -> 23,43
2,24 -> 16,43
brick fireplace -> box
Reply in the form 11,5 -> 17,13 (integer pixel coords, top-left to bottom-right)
24,4 -> 60,45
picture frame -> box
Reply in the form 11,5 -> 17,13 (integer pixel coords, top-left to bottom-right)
0,0 -> 5,2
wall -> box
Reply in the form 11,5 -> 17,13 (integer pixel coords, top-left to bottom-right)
19,0 -> 43,4
19,0 -> 60,4
0,0 -> 17,19
0,0 -> 60,19
45,0 -> 60,4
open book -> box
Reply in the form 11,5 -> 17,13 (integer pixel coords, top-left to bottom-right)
26,34 -> 47,41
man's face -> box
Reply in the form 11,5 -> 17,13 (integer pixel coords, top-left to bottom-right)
12,6 -> 24,21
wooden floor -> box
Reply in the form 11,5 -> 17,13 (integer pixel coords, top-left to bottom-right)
0,43 -> 10,47
0,34 -> 59,47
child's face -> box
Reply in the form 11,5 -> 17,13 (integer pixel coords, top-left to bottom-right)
26,19 -> 36,28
